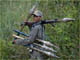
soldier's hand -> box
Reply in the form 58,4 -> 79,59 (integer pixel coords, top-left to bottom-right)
21,22 -> 25,26
21,20 -> 28,26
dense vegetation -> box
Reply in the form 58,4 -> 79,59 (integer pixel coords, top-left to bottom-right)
0,0 -> 79,60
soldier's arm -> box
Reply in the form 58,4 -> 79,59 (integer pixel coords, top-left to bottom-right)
21,21 -> 33,26
27,26 -> 39,43
15,26 -> 39,45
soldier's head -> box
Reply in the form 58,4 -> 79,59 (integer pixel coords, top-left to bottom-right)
32,10 -> 43,22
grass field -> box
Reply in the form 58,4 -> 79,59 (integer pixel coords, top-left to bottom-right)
0,0 -> 80,60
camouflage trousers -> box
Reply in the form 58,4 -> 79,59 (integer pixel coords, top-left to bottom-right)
29,50 -> 46,60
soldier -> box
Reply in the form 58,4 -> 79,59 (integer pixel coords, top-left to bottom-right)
13,9 -> 75,60
14,10 -> 47,60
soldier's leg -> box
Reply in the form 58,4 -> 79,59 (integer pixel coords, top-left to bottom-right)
29,51 -> 46,60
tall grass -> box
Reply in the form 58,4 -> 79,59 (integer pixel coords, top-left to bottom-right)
0,0 -> 79,60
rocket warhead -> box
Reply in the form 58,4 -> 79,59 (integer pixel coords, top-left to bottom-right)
62,18 -> 75,22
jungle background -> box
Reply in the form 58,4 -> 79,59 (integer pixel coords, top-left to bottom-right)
0,0 -> 80,60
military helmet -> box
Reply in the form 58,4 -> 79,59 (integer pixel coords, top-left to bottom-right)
33,10 -> 43,17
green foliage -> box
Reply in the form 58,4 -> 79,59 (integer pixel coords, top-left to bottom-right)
0,0 -> 79,60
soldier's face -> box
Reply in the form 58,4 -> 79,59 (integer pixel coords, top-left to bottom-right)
33,15 -> 41,22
